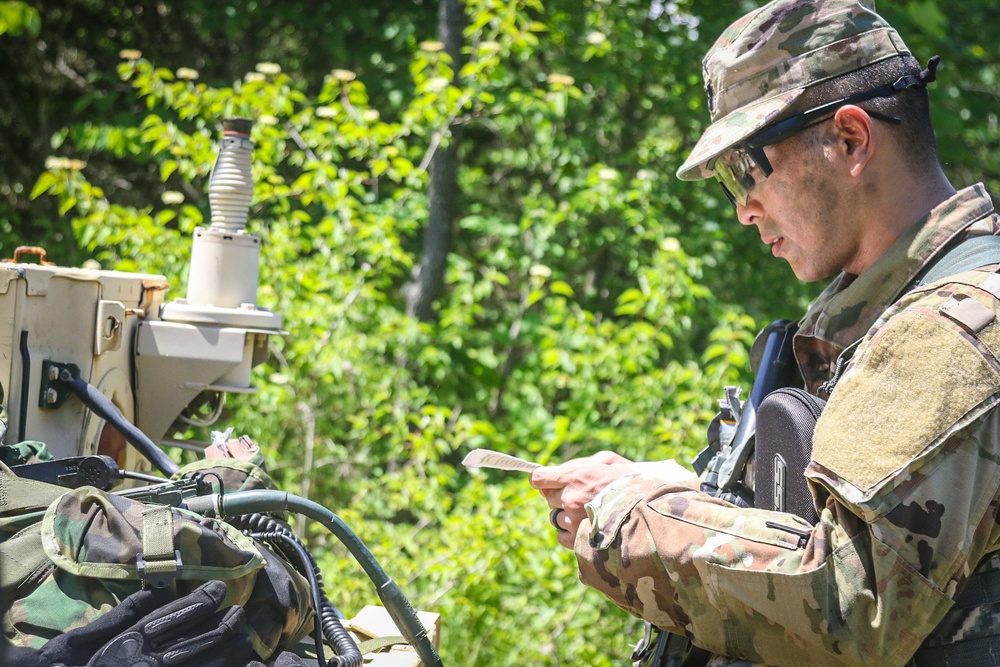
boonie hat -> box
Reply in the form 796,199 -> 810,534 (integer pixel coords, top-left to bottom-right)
676,0 -> 911,181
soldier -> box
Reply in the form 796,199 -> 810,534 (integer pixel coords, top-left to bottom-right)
531,1 -> 1000,665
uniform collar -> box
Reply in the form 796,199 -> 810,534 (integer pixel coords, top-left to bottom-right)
798,184 -> 996,351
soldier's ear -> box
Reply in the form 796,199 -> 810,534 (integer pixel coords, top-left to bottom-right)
831,105 -> 875,178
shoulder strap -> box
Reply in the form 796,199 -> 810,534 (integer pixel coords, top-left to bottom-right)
911,234 -> 1000,289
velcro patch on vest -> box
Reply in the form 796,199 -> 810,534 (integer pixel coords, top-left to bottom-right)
812,310 -> 1000,494
940,296 -> 996,335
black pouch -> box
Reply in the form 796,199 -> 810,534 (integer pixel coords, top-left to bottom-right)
753,387 -> 824,525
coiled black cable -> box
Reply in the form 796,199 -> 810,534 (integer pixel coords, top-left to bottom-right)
231,513 -> 362,667
185,491 -> 443,667
249,529 -> 329,667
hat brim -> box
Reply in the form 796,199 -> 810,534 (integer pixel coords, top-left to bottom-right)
675,88 -> 806,181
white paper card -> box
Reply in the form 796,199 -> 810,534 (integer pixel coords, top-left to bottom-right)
462,448 -> 541,473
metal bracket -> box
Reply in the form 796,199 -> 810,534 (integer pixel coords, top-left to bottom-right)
95,300 -> 126,355
38,360 -> 80,409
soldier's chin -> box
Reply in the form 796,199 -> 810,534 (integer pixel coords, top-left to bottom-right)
787,258 -> 839,283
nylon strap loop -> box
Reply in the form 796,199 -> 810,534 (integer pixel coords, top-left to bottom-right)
138,504 -> 182,588
357,635 -> 408,655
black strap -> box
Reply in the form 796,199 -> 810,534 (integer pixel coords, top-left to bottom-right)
911,633 -> 1000,667
911,234 -> 1000,289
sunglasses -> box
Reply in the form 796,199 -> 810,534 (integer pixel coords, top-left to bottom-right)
710,70 -> 935,206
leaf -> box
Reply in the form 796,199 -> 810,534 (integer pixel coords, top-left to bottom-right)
549,280 -> 574,297
58,196 -> 77,216
160,160 -> 178,181
30,172 -> 59,199
906,0 -> 948,40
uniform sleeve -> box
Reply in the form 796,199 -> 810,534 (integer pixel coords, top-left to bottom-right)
575,286 -> 1000,667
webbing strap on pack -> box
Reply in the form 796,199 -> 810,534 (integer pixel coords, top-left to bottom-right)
357,635 -> 408,655
912,234 -> 1000,288
0,462 -> 66,518
137,504 -> 183,589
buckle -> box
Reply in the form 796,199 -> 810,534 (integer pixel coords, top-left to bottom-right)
631,621 -> 654,663
136,549 -> 183,589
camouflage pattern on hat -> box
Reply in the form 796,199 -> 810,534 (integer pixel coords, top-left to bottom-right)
676,0 -> 911,181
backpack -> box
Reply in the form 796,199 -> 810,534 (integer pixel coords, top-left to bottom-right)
0,453 -> 315,661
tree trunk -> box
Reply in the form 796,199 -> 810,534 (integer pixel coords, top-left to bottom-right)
407,0 -> 465,322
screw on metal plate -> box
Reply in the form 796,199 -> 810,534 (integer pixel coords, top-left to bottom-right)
38,360 -> 80,409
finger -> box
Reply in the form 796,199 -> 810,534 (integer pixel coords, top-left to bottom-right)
273,651 -> 309,667
142,583 -> 228,642
194,636 -> 256,667
161,606 -> 251,666
533,486 -> 560,507
7,645 -> 48,667
590,450 -> 632,465
88,630 -> 146,667
559,506 -> 587,530
101,588 -> 165,626
531,452 -> 632,488
41,588 -> 168,663
544,487 -> 566,510
556,528 -> 576,550
559,505 -> 589,540
529,465 -> 567,490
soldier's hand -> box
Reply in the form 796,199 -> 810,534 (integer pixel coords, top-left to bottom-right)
530,451 -> 637,550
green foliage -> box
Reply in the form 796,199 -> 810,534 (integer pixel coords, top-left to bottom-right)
29,8 -> 740,664
17,0 -> 1000,664
0,1 -> 39,36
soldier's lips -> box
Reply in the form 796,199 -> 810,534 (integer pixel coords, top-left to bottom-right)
764,236 -> 784,257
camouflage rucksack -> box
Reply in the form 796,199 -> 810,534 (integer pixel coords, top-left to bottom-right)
0,453 -> 314,662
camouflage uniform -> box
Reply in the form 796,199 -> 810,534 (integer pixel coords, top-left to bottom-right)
573,2 -> 1000,666
576,185 -> 1000,666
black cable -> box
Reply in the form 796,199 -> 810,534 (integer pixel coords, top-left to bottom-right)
18,331 -> 29,442
249,528 -> 330,667
185,491 -> 443,667
60,372 -> 179,476
231,513 -> 362,667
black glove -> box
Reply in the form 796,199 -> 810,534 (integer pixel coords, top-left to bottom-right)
5,580 -> 256,667
246,651 -> 308,667
86,579 -> 256,667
